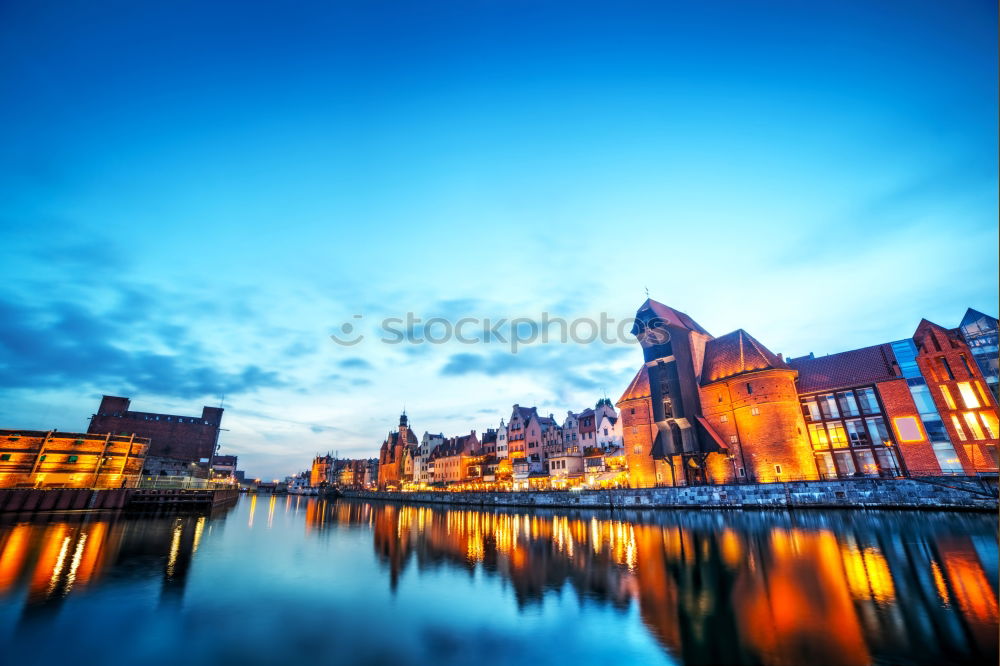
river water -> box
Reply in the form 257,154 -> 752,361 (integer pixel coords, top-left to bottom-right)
0,496 -> 996,665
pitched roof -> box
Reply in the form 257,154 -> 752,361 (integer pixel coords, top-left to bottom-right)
788,343 -> 898,394
617,366 -> 650,405
633,298 -> 710,335
960,308 -> 998,329
701,329 -> 789,385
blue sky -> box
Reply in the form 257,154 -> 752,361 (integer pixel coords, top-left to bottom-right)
1,1 -> 996,479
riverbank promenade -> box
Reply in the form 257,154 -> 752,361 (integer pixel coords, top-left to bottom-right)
344,476 -> 999,511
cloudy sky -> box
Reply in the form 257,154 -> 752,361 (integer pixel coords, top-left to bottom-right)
1,1 -> 996,479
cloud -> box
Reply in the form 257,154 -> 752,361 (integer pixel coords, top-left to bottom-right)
0,293 -> 284,399
339,357 -> 373,370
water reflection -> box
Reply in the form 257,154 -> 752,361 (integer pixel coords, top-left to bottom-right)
0,499 -> 995,665
0,505 -> 231,620
310,500 -> 998,665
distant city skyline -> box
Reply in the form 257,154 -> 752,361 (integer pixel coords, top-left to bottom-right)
1,1 -> 996,478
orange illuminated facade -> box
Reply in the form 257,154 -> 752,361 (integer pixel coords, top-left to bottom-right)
618,299 -> 1000,485
0,429 -> 149,489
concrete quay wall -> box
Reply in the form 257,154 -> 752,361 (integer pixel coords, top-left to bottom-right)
342,477 -> 999,511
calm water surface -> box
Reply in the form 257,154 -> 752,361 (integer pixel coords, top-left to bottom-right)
0,496 -> 996,665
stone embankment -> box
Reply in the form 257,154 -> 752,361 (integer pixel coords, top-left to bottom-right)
342,477 -> 999,511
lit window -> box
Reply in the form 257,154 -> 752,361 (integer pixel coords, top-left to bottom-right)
957,382 -> 981,409
975,382 -> 991,406
750,407 -> 760,416
808,423 -> 829,449
940,386 -> 957,410
962,412 -> 986,440
720,414 -> 729,423
633,446 -> 642,455
980,412 -> 999,439
826,422 -> 847,447
950,415 -> 967,441
729,434 -> 738,443
893,417 -> 923,442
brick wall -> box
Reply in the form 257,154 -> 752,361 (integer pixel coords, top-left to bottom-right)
875,378 -> 941,474
701,369 -> 818,483
88,396 -> 221,463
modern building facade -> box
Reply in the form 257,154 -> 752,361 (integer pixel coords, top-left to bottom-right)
958,308 -> 999,399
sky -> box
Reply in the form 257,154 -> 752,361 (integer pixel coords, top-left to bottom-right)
0,0 -> 996,480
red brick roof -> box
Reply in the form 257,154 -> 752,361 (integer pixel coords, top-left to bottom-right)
701,329 -> 788,385
789,343 -> 899,394
616,366 -> 650,405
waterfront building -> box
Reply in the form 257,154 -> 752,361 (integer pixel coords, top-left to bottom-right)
429,431 -> 479,484
561,411 -> 580,448
495,419 -> 508,459
0,429 -> 149,488
414,432 -> 444,485
790,345 -> 921,479
548,451 -> 584,488
958,308 -> 999,399
619,298 -> 1000,488
596,407 -> 623,451
88,395 -> 223,471
210,454 -> 238,482
910,319 -> 999,473
378,413 -> 417,489
310,454 -> 333,486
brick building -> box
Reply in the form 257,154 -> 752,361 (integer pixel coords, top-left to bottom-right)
377,413 -> 417,489
618,299 -> 999,487
0,429 -> 149,488
87,396 -> 223,467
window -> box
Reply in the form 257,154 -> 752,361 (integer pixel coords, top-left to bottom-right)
963,412 -> 986,440
939,357 -> 955,380
815,452 -> 836,478
39,454 -> 47,462
68,455 -> 78,463
746,383 -> 753,394
975,382 -> 991,405
729,434 -> 738,444
738,467 -> 746,478
720,414 -> 729,423
864,417 -> 890,445
940,386 -> 957,410
818,393 -> 840,419
631,427 -> 637,434
980,411 -> 999,439
856,388 -> 880,415
750,407 -> 760,416
826,422 -> 848,448
630,408 -> 635,415
801,398 -> 821,422
957,382 -> 981,409
844,419 -> 868,446
0,453 -> 9,461
950,415 -> 967,441
960,355 -> 975,377
633,446 -> 642,455
808,423 -> 829,449
836,391 -> 860,417
774,464 -> 782,475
